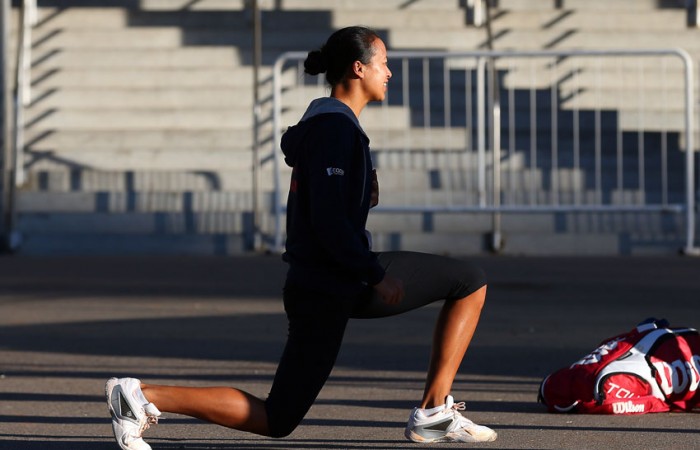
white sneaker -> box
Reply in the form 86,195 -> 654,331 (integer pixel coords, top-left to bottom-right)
405,395 -> 497,443
106,377 -> 161,450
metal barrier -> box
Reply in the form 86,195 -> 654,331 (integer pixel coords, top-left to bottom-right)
271,49 -> 698,255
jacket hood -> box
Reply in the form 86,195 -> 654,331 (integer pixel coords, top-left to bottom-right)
281,97 -> 367,167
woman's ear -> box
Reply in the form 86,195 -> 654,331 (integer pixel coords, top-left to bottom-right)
352,60 -> 364,79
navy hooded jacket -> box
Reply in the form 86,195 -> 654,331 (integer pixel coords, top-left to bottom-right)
281,97 -> 385,295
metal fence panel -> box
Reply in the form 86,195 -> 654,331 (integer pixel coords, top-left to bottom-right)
270,49 -> 697,254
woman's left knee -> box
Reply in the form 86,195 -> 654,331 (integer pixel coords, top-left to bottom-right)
465,284 -> 487,309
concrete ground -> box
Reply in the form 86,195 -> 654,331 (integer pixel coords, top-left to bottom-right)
0,254 -> 699,450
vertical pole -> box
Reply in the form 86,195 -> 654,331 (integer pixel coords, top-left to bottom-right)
484,1 -> 503,251
272,55 -> 284,253
476,57 -> 486,208
0,0 -> 9,168
682,51 -> 697,254
0,0 -> 15,251
489,58 -> 503,252
251,0 -> 262,251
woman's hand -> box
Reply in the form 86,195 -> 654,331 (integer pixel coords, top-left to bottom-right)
370,169 -> 379,208
373,273 -> 404,305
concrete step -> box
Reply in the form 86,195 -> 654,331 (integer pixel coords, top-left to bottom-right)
370,230 -> 656,256
26,0 -> 244,10
14,226 -> 687,256
386,28 -> 486,50
284,62 -> 696,107
30,7 -> 469,30
23,127 -> 483,154
22,126 -> 692,171
16,208 -> 684,239
18,211 -> 253,234
255,0 -> 462,11
23,28 -> 265,51
20,171 -> 281,195
332,10 -> 469,29
24,129 -> 253,151
45,0 -> 459,10
23,104 -> 407,132
32,7 -> 252,29
617,110 -> 690,132
496,0 -> 685,11
366,210 -> 685,235
532,90 -> 688,113
24,148 -> 261,171
19,165 -> 682,204
28,87 -> 254,109
17,190 -> 263,213
366,128 -> 475,152
31,47 -> 249,69
24,108 -> 252,130
15,199 -> 687,252
565,0 -> 686,11
500,64 -> 697,92
16,232 -> 251,256
26,28 -> 485,53
486,29 -> 700,51
22,27 -> 351,52
31,68 -> 254,89
374,188 -> 685,210
489,0 -> 563,11
374,151 -> 529,171
490,9 -> 688,31
137,0 -> 246,10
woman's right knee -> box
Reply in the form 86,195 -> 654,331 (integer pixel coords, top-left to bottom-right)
266,413 -> 302,438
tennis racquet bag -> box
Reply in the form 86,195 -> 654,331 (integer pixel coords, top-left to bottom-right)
538,318 -> 700,414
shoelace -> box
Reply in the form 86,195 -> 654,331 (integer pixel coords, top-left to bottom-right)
448,400 -> 477,429
451,400 -> 467,412
137,409 -> 159,435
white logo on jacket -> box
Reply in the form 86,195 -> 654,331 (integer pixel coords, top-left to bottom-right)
326,167 -> 345,176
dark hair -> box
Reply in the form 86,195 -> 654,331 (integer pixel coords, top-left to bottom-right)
304,26 -> 380,87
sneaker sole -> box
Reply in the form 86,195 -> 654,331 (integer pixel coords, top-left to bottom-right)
406,428 -> 498,443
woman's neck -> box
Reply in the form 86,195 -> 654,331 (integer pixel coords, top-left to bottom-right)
331,86 -> 366,118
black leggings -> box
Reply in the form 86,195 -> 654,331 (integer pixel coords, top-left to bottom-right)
264,251 -> 486,438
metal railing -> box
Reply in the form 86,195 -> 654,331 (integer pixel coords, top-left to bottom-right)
271,48 -> 698,255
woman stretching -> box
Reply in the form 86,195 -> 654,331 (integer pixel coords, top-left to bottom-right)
106,26 -> 497,449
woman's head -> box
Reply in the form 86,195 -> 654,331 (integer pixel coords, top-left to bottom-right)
304,26 -> 381,87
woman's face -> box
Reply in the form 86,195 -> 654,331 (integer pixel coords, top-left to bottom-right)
361,38 -> 392,102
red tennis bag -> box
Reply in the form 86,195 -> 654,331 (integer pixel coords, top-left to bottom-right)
538,318 -> 700,414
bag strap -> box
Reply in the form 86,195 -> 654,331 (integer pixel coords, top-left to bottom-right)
593,328 -> 672,402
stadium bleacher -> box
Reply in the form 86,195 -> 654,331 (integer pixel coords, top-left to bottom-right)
2,0 -> 699,255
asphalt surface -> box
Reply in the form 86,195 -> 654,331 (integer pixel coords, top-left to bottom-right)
0,254 -> 699,450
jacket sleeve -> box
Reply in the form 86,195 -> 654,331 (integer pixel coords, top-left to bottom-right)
303,116 -> 385,285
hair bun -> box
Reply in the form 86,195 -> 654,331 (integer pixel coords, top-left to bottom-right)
304,49 -> 327,75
